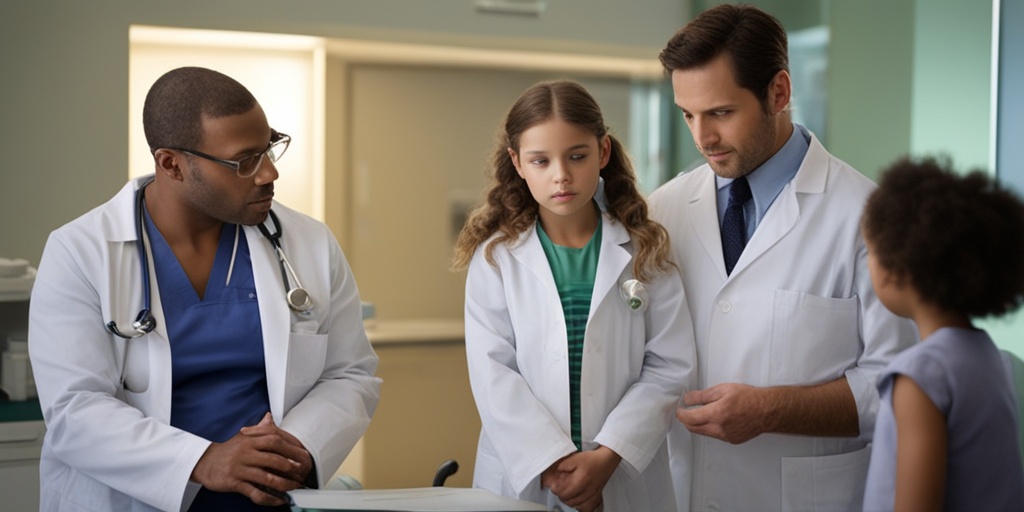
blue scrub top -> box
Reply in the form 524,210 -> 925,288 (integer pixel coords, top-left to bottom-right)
145,211 -> 286,511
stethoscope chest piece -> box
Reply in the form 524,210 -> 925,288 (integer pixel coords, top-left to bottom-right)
259,210 -> 315,315
287,287 -> 313,313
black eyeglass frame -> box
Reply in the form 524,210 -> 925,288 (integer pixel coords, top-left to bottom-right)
167,129 -> 291,178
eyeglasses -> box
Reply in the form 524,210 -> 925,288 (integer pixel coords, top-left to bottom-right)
168,130 -> 291,178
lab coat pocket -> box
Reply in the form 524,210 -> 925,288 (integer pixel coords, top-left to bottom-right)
283,332 -> 328,411
121,338 -> 149,395
770,290 -> 859,385
780,445 -> 870,512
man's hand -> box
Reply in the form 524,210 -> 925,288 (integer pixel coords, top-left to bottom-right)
191,413 -> 313,506
542,447 -> 621,512
676,383 -> 769,444
677,378 -> 860,443
240,412 -> 315,484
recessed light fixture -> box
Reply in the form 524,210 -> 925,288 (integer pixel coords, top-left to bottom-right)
475,0 -> 546,16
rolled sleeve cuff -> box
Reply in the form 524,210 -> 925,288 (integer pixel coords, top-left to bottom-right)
845,367 -> 881,442
592,432 -> 642,480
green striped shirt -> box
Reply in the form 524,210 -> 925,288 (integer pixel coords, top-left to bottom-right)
537,219 -> 601,451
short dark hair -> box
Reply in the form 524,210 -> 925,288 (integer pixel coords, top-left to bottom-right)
862,156 -> 1024,318
142,66 -> 257,153
659,3 -> 788,105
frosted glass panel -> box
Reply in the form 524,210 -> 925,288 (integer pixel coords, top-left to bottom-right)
997,0 -> 1024,195
128,28 -> 322,221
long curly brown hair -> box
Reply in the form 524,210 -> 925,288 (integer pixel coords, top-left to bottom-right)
452,80 -> 673,283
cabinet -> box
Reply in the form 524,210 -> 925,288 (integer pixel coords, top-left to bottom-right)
0,410 -> 44,511
0,269 -> 43,511
337,319 -> 481,489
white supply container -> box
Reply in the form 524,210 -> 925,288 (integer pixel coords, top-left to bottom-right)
2,338 -> 35,402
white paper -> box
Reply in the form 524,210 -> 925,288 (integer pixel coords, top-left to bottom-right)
288,487 -> 549,511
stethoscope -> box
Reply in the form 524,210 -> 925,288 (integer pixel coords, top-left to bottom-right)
258,209 -> 313,314
105,180 -> 313,340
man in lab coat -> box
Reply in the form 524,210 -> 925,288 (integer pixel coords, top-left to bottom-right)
28,67 -> 381,511
648,5 -> 916,511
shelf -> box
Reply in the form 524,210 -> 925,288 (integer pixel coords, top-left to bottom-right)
0,399 -> 42,423
0,291 -> 31,303
0,268 -> 34,303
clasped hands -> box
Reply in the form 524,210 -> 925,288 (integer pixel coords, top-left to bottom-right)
541,445 -> 621,512
191,412 -> 314,506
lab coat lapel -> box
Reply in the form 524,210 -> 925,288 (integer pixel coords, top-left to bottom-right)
507,215 -> 630,311
100,181 -> 149,334
687,171 -> 730,280
104,179 -> 145,242
590,216 -> 631,318
246,220 -> 291,422
105,177 -> 174,421
143,223 -> 174,422
729,189 -> 798,278
729,135 -> 829,277
508,223 -> 559,298
508,225 -> 570,413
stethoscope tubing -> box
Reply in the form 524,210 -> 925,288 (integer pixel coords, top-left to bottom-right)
257,210 -> 313,313
106,180 -> 313,341
105,180 -> 157,339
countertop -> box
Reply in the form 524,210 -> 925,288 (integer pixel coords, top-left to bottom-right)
364,318 -> 464,346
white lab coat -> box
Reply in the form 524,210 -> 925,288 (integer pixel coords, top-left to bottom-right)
28,176 -> 381,512
649,134 -> 916,512
464,213 -> 695,511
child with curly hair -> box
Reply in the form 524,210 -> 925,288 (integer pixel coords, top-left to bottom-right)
452,80 -> 694,511
861,156 -> 1024,511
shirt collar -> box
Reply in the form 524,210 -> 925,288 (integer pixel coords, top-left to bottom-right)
716,123 -> 810,221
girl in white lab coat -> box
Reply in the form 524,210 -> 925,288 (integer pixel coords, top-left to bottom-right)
452,80 -> 694,512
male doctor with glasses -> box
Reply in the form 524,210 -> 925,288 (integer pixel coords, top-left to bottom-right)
29,66 -> 380,512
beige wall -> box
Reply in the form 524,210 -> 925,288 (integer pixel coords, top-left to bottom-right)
129,33 -> 324,220
345,64 -> 633,320
355,321 -> 477,489
1,0 -> 688,267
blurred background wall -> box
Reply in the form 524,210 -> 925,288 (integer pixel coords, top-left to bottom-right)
3,0 -> 1020,490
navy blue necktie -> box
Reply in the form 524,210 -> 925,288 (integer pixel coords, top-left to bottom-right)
722,176 -> 752,275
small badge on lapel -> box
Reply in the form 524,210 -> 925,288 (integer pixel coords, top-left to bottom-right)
620,279 -> 648,312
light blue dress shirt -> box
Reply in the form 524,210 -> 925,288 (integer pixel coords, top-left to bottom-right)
715,123 -> 811,240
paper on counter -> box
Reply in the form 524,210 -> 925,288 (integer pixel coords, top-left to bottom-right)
288,487 -> 549,511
